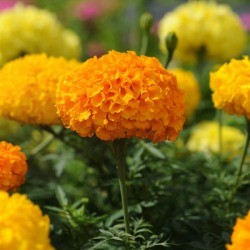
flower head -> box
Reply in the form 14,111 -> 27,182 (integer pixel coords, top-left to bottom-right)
210,57 -> 250,118
158,1 -> 246,63
169,68 -> 200,119
226,211 -> 250,250
187,121 -> 245,158
0,4 -> 81,66
0,141 -> 27,191
56,50 -> 185,143
0,191 -> 54,250
0,54 -> 81,125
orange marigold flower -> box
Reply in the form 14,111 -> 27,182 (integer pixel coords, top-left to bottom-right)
56,50 -> 185,142
0,191 -> 54,250
0,141 -> 27,191
226,211 -> 250,250
0,54 -> 81,125
210,57 -> 250,118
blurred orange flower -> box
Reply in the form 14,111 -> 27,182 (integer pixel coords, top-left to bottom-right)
56,50 -> 185,142
226,211 -> 250,250
0,141 -> 27,191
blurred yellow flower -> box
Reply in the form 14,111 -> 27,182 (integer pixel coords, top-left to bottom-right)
226,211 -> 250,250
0,191 -> 54,250
0,54 -> 81,125
158,1 -> 246,63
187,121 -> 244,157
0,4 -> 81,66
169,68 -> 200,119
0,141 -> 27,191
210,57 -> 250,119
56,50 -> 185,143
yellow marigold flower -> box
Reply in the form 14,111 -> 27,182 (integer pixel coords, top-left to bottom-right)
56,50 -> 185,143
187,121 -> 244,158
0,191 -> 54,250
226,211 -> 250,250
0,141 -> 27,191
158,1 -> 246,63
0,54 -> 81,125
210,57 -> 250,118
0,4 -> 81,66
169,68 -> 201,119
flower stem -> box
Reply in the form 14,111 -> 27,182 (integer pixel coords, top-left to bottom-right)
228,117 -> 250,210
112,139 -> 130,234
140,31 -> 149,55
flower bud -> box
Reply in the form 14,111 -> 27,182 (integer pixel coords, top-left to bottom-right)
140,12 -> 153,32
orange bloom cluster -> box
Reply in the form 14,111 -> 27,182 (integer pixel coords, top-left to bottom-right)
226,211 -> 250,250
0,141 -> 28,191
56,50 -> 185,142
0,54 -> 81,125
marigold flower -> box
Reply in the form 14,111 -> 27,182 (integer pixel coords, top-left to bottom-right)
210,57 -> 250,118
226,211 -> 250,250
158,1 -> 246,63
0,141 -> 27,191
0,191 -> 54,250
56,50 -> 185,143
0,54 -> 81,125
187,121 -> 244,158
0,4 -> 81,66
169,68 -> 200,119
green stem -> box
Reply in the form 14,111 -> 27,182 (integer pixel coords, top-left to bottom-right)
164,50 -> 173,69
228,117 -> 250,210
140,31 -> 149,55
112,139 -> 130,234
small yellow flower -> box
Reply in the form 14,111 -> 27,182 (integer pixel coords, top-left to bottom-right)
0,54 -> 81,125
56,50 -> 185,143
0,141 -> 27,191
187,121 -> 244,158
158,1 -> 246,63
0,191 -> 54,250
169,68 -> 200,119
226,211 -> 250,250
210,57 -> 250,119
0,4 -> 81,66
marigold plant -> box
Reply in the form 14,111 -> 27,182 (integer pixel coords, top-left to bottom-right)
0,54 -> 81,125
0,191 -> 54,250
187,121 -> 244,158
0,141 -> 27,191
210,57 -> 250,118
0,4 -> 81,66
158,1 -> 246,63
56,50 -> 185,142
169,68 -> 200,119
226,211 -> 250,250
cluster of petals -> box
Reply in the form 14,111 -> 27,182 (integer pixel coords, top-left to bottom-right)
0,191 -> 54,250
0,4 -> 81,66
0,141 -> 27,191
158,1 -> 246,63
210,57 -> 250,119
187,121 -> 244,158
56,50 -> 185,143
226,211 -> 250,250
0,54 -> 81,125
169,68 -> 200,119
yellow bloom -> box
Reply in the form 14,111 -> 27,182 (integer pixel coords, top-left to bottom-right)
187,121 -> 244,157
226,211 -> 250,250
0,141 -> 27,191
210,57 -> 250,118
56,50 -> 185,143
0,54 -> 81,125
0,191 -> 54,250
158,1 -> 246,63
169,68 -> 201,119
0,4 -> 81,66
